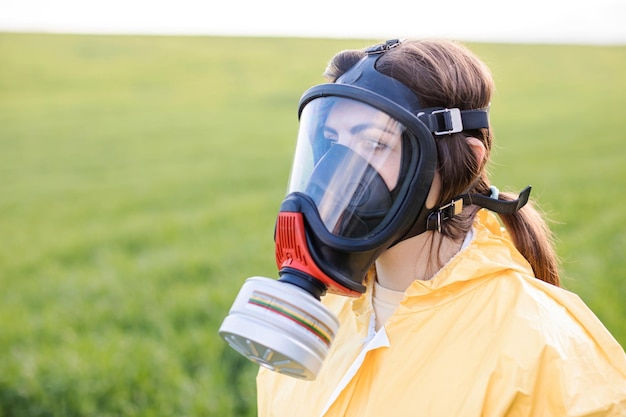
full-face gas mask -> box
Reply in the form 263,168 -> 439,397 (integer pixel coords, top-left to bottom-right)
219,40 -> 505,380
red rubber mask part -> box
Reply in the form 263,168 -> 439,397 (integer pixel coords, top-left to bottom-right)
275,212 -> 361,297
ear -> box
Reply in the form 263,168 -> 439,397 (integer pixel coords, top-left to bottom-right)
425,137 -> 487,210
465,137 -> 486,168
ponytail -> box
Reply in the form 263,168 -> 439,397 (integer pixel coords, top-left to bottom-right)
497,193 -> 560,286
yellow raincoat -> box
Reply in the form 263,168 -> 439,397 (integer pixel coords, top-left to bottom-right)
257,210 -> 626,416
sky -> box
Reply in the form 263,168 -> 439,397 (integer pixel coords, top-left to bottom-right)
0,0 -> 625,45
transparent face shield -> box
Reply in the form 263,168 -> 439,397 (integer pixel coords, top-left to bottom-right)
288,97 -> 409,239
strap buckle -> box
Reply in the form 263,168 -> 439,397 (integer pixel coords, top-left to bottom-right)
432,108 -> 463,135
439,198 -> 464,218
427,198 -> 464,232
364,39 -> 402,55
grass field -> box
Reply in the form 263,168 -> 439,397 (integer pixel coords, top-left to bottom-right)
0,33 -> 624,416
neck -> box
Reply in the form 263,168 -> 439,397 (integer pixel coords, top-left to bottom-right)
375,231 -> 464,292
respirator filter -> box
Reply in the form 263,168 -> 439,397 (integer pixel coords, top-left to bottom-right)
219,277 -> 339,380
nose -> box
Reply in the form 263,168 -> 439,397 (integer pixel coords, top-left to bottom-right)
336,132 -> 361,153
336,132 -> 353,147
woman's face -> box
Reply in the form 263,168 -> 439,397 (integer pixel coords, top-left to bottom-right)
322,99 -> 404,189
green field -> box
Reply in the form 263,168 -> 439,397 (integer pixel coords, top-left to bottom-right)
1,33 -> 624,416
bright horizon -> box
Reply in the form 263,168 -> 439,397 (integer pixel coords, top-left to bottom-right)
1,0 -> 625,45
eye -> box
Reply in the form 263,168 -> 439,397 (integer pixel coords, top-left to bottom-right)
356,133 -> 390,152
322,128 -> 338,145
363,138 -> 389,151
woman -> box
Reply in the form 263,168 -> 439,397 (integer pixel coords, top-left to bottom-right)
254,39 -> 626,416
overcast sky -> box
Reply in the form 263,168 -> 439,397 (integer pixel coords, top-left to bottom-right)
1,0 -> 625,44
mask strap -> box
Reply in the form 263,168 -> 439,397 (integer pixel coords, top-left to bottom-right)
334,40 -> 423,114
335,39 -> 491,136
417,107 -> 490,136
426,186 -> 532,232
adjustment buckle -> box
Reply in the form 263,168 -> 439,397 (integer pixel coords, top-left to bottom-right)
365,39 -> 402,55
427,198 -> 464,233
439,198 -> 464,218
432,108 -> 463,135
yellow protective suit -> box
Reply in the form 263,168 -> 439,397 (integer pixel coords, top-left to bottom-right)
257,210 -> 626,416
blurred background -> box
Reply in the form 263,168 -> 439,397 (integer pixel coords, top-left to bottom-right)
1,1 -> 625,416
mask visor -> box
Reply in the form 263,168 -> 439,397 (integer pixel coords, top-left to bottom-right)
288,97 -> 409,239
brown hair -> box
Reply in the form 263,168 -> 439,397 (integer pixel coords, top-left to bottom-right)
324,40 -> 560,286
